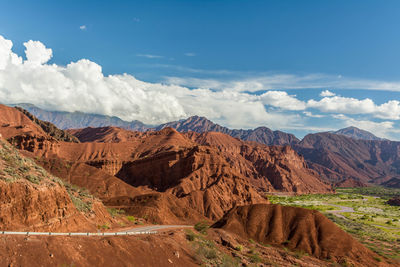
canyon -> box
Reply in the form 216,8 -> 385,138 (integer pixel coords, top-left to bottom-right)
0,104 -> 397,266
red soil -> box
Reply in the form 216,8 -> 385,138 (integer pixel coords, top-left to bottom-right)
0,231 -> 198,267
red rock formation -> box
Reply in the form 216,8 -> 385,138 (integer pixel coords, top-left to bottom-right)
0,138 -> 113,232
186,131 -> 332,193
382,178 -> 400,189
335,178 -> 368,188
67,126 -> 142,143
213,204 -> 386,267
0,105 -> 46,139
117,144 -> 268,220
0,105 -> 331,223
109,192 -> 208,224
294,132 -> 400,185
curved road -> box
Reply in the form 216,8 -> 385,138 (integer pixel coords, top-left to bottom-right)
326,204 -> 354,219
0,225 -> 192,237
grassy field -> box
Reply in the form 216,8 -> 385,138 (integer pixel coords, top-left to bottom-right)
267,187 -> 400,261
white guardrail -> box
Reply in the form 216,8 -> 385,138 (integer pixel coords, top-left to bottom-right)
0,225 -> 191,236
0,231 -> 157,236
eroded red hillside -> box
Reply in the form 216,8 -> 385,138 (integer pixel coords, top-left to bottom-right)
186,131 -> 333,194
213,204 -> 387,267
0,137 -> 113,232
0,105 -> 332,223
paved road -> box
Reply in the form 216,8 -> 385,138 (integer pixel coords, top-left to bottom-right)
119,225 -> 192,233
0,225 -> 192,237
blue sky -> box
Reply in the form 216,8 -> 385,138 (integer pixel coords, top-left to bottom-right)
1,0 -> 400,139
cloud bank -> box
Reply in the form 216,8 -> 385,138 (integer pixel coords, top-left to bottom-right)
0,34 -> 399,139
0,35 -> 296,129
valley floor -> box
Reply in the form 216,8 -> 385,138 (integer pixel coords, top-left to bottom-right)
267,187 -> 400,263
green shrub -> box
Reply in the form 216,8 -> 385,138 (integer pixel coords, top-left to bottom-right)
220,254 -> 240,267
98,224 -> 109,230
107,208 -> 125,218
194,221 -> 209,234
294,250 -> 308,259
195,244 -> 217,260
126,215 -> 136,222
235,245 -> 243,251
26,174 -> 41,184
248,252 -> 262,263
185,230 -> 196,241
70,194 -> 92,212
18,165 -> 30,173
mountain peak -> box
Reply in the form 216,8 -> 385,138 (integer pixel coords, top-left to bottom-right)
333,126 -> 386,141
156,116 -> 299,145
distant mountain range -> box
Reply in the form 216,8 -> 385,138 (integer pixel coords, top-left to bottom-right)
156,115 -> 299,145
10,103 -> 400,188
12,103 -> 150,131
12,103 -> 386,143
11,104 -> 301,145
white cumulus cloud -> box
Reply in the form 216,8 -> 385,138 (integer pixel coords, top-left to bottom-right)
0,35 -> 298,129
320,90 -> 335,97
307,96 -> 400,120
23,40 -> 53,65
259,91 -> 306,110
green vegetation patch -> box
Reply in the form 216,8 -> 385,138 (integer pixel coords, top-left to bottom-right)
64,182 -> 94,212
194,220 -> 210,234
126,215 -> 136,222
0,139 -> 45,184
107,208 -> 125,218
338,186 -> 400,200
267,187 -> 400,262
